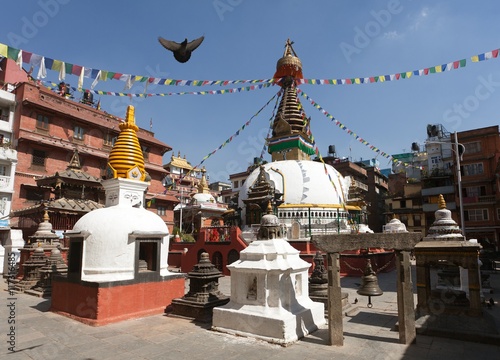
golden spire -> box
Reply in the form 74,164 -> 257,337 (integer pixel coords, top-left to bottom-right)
266,200 -> 273,214
197,167 -> 210,194
274,38 -> 303,80
107,105 -> 146,181
43,209 -> 50,223
438,194 -> 446,209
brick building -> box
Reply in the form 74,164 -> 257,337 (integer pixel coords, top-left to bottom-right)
0,58 -> 178,236
455,126 -> 500,251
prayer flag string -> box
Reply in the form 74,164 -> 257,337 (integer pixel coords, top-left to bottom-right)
0,42 -> 497,90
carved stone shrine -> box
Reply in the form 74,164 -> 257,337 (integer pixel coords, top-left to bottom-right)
26,247 -> 68,297
169,252 -> 229,322
13,245 -> 47,293
414,195 -> 498,341
309,251 -> 349,314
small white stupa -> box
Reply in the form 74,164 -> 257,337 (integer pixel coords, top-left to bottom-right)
51,105 -> 184,325
212,203 -> 325,345
383,216 -> 408,233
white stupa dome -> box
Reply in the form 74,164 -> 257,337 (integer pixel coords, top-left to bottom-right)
191,192 -> 216,204
72,205 -> 170,282
239,160 -> 347,208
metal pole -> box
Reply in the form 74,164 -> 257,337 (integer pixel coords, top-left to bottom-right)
179,187 -> 183,235
454,131 -> 466,238
308,207 -> 311,237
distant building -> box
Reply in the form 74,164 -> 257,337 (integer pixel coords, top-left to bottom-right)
455,126 -> 500,251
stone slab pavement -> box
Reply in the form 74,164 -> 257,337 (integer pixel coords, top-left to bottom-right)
1,266 -> 499,360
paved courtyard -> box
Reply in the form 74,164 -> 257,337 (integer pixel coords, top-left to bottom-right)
2,267 -> 499,360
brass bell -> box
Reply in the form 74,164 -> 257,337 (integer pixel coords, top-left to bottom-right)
357,258 -> 383,308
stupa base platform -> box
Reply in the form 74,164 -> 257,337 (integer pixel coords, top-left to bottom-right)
168,297 -> 230,322
212,301 -> 325,346
51,273 -> 185,326
414,312 -> 500,345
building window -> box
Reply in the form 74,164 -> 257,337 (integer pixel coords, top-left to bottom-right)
466,186 -> 486,197
463,163 -> 483,176
142,145 -> 150,161
400,215 -> 408,226
74,125 -> 85,140
0,165 -> 7,176
430,156 -> 441,165
464,209 -> 489,222
157,206 -> 166,216
104,133 -> 117,146
32,149 -> 46,167
464,141 -> 481,154
0,108 -> 8,121
413,214 -> 421,227
399,200 -> 406,209
36,114 -> 49,130
233,181 -> 238,189
497,208 -> 500,220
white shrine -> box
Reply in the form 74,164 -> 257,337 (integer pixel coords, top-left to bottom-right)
212,204 -> 325,345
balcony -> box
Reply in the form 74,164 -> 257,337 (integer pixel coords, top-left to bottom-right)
0,147 -> 17,161
0,175 -> 10,189
463,195 -> 496,204
421,185 -> 454,197
423,201 -> 457,212
350,179 -> 369,192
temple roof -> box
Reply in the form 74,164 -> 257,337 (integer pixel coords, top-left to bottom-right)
36,149 -> 102,188
10,197 -> 104,216
168,151 -> 194,170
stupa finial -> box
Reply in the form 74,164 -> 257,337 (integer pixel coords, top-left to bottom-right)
266,201 -> 273,214
438,194 -> 446,209
106,105 -> 146,181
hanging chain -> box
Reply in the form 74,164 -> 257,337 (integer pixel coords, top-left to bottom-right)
374,252 -> 396,274
340,252 -> 396,274
340,257 -> 363,272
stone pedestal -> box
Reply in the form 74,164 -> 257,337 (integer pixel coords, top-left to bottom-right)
169,252 -> 229,322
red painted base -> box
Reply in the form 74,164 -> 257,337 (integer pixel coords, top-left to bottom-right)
51,275 -> 185,326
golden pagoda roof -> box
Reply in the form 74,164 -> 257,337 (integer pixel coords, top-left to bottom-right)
168,151 -> 194,170
107,105 -> 146,181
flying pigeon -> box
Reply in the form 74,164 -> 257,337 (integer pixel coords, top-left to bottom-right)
158,36 -> 204,63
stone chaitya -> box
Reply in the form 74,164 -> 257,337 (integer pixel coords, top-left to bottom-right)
12,244 -> 47,293
169,252 -> 229,322
309,251 -> 350,314
414,194 -> 498,340
212,203 -> 325,345
26,246 -> 68,297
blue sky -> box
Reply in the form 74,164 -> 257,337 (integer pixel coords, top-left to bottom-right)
2,0 -> 500,182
